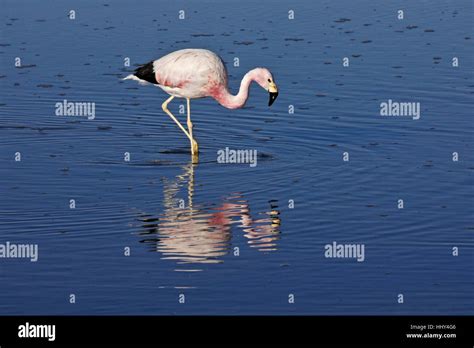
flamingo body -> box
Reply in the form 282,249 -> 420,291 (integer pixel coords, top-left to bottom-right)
152,49 -> 227,100
123,48 -> 278,157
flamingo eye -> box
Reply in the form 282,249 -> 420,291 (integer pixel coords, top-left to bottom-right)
268,79 -> 271,82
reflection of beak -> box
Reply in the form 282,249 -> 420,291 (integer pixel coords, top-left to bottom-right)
268,82 -> 278,106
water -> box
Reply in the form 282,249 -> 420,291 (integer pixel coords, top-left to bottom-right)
0,0 -> 473,314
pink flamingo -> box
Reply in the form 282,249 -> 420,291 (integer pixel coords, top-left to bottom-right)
123,48 -> 279,156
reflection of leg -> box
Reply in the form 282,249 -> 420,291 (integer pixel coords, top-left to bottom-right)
161,96 -> 192,142
186,163 -> 195,211
187,98 -> 199,155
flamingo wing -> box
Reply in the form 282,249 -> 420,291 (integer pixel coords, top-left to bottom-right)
151,49 -> 228,98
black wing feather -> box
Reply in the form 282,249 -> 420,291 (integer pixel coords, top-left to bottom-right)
134,61 -> 158,84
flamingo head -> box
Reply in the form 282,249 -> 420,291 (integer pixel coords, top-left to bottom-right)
253,68 -> 279,106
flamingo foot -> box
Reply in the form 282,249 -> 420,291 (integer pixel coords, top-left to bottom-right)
191,140 -> 199,164
191,139 -> 199,155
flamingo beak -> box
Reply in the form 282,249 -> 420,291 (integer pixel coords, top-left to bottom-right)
268,82 -> 278,106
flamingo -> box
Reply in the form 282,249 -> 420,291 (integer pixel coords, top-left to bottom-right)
123,48 -> 279,157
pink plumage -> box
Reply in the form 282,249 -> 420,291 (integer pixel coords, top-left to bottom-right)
123,48 -> 278,156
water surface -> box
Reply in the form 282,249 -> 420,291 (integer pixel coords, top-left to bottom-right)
0,0 -> 473,314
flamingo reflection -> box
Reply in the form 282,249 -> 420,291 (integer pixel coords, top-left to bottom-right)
136,163 -> 281,266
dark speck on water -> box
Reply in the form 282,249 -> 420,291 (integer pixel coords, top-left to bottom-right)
284,38 -> 304,42
191,33 -> 214,37
233,40 -> 254,45
16,64 -> 37,69
334,18 -> 351,23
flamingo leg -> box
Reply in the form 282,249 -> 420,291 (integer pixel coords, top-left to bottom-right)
186,98 -> 199,155
161,96 -> 192,144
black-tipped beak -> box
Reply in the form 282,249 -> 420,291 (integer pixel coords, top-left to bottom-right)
268,91 -> 278,106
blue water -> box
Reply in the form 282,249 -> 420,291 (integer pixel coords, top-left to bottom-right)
0,0 -> 473,314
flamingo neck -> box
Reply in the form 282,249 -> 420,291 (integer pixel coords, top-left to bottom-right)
215,70 -> 259,109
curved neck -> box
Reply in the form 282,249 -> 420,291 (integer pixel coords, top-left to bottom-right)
215,70 -> 257,109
